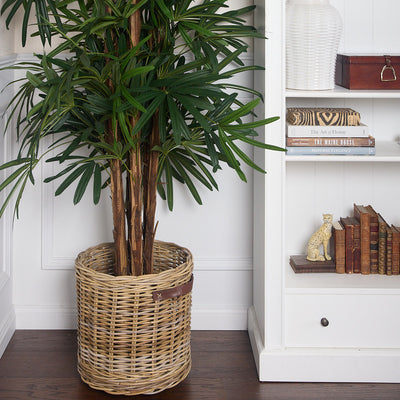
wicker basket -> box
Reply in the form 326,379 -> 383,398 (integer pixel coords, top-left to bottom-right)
75,241 -> 194,396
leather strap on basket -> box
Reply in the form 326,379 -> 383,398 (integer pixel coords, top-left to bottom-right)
152,275 -> 194,301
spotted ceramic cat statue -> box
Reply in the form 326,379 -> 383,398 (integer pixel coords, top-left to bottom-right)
306,214 -> 333,262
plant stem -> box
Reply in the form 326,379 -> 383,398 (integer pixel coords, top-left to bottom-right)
105,4 -> 129,276
143,111 -> 160,275
127,0 -> 144,276
107,122 -> 129,276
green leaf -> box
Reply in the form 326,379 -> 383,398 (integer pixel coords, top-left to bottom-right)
93,164 -> 102,205
0,164 -> 30,192
155,0 -> 173,19
219,99 -> 260,125
167,95 -> 191,144
132,93 -> 166,136
228,116 -> 280,130
121,65 -> 154,81
120,86 -> 146,112
228,130 -> 286,152
171,158 -> 202,205
73,162 -> 94,204
54,165 -> 87,196
218,127 -> 246,181
165,159 -> 173,211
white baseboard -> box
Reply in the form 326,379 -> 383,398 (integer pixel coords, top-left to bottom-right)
15,305 -> 77,329
247,305 -> 263,375
15,305 -> 248,330
0,307 -> 16,358
191,306 -> 248,330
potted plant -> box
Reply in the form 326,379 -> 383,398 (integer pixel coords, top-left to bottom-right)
0,0 -> 283,395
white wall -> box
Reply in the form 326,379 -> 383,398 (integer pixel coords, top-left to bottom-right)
0,57 -> 16,355
2,0 -> 258,330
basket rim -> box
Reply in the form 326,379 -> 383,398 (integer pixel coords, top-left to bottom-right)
75,240 -> 193,284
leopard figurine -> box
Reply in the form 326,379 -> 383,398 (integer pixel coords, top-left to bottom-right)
306,214 -> 333,262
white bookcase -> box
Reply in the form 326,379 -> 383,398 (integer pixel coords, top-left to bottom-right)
249,0 -> 400,382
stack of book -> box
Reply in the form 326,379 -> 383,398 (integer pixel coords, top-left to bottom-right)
332,204 -> 400,275
286,107 -> 376,156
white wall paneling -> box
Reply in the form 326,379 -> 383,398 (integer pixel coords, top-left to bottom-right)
0,56 -> 16,356
7,0 -> 259,330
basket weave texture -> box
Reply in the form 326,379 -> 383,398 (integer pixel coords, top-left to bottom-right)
75,240 -> 193,396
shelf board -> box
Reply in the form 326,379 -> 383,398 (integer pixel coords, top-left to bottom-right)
286,86 -> 400,99
285,141 -> 400,162
285,263 -> 400,293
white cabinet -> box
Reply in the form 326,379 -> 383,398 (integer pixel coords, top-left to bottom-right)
249,0 -> 400,382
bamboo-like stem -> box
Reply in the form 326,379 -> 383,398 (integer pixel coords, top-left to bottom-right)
127,0 -> 144,276
143,111 -> 160,275
127,146 -> 143,276
107,122 -> 129,276
105,5 -> 129,276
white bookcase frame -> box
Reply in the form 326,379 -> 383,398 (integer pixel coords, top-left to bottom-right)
249,0 -> 400,382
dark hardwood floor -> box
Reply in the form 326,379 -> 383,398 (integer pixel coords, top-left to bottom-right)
0,330 -> 399,400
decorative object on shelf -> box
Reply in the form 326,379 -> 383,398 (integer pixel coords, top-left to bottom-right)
286,0 -> 342,90
285,107 -> 376,156
336,54 -> 400,89
306,214 -> 333,261
330,204 -> 400,276
289,255 -> 336,273
287,107 -> 361,126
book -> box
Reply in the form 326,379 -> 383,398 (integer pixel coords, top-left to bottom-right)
289,255 -> 336,273
351,217 -> 361,274
286,146 -> 376,156
340,217 -> 357,273
286,123 -> 370,138
331,221 -> 346,274
386,225 -> 393,275
353,204 -> 371,274
377,213 -> 388,275
365,205 -> 379,274
391,225 -> 400,275
286,107 -> 361,126
286,136 -> 375,147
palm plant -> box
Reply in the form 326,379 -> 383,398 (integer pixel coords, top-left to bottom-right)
0,0 -> 282,276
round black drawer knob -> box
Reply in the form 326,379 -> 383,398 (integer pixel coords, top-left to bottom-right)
320,317 -> 329,327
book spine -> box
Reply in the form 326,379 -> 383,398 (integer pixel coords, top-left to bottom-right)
378,223 -> 387,275
332,225 -> 346,274
286,136 -> 375,147
386,227 -> 393,275
286,124 -> 369,138
391,226 -> 400,275
340,219 -> 354,273
287,108 -> 361,126
285,146 -> 376,156
369,215 -> 379,274
353,222 -> 361,274
353,205 -> 371,274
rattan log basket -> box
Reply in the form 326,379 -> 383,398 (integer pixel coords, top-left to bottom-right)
75,240 -> 194,396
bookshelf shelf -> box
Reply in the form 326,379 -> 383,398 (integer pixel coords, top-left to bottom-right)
286,86 -> 400,99
286,141 -> 400,162
285,263 -> 400,292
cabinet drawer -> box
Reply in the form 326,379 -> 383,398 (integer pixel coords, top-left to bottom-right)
285,294 -> 400,348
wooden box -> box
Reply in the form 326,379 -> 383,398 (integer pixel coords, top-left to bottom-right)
335,54 -> 400,90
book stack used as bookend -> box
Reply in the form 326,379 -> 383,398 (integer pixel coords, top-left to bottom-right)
286,107 -> 376,156
290,203 -> 400,275
332,204 -> 400,275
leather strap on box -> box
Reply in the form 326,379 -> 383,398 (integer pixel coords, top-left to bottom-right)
152,275 -> 194,301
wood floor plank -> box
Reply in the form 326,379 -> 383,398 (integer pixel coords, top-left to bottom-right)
0,330 -> 399,400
